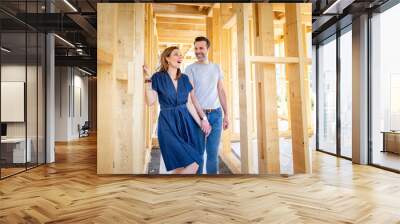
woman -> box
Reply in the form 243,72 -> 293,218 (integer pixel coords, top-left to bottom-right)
143,46 -> 211,174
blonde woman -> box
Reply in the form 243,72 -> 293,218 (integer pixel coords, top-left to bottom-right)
143,46 -> 211,174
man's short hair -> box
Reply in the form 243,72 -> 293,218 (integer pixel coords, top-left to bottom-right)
194,36 -> 211,49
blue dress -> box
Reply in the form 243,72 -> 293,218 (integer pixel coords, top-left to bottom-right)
151,71 -> 204,171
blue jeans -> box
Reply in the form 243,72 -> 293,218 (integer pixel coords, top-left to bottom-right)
197,108 -> 223,174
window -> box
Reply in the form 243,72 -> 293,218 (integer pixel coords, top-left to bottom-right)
317,36 -> 337,155
370,3 -> 400,171
339,28 -> 352,158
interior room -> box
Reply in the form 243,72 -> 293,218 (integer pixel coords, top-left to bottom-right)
96,3 -> 313,175
0,0 -> 400,223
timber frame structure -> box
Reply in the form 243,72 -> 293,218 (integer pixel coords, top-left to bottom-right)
97,3 -> 312,175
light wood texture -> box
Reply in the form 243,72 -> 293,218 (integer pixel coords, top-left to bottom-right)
221,3 -> 234,30
212,8 -> 221,65
132,4 -> 146,173
222,14 -> 236,29
220,3 -> 233,163
249,56 -> 312,64
153,4 -> 208,19
254,4 -> 280,174
97,3 -> 146,174
206,17 -> 213,61
115,4 -> 135,81
156,17 -> 205,26
284,4 -> 311,174
1,135 -> 400,223
235,4 -> 254,174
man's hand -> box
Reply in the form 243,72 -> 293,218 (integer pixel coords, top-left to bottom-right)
201,119 -> 212,136
223,115 -> 229,130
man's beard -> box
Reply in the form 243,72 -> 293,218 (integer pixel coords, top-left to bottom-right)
196,53 -> 205,59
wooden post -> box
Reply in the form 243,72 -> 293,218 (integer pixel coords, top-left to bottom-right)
220,4 -> 233,162
206,17 -> 213,61
235,3 -> 254,174
254,3 -> 280,174
97,3 -> 146,174
97,4 -> 116,174
212,8 -> 221,65
115,4 -> 136,81
132,4 -> 145,173
302,24 -> 313,135
284,4 -> 311,173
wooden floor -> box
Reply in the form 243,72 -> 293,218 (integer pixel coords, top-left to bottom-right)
1,135 -> 400,223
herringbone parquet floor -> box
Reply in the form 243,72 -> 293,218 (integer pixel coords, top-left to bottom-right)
1,135 -> 400,223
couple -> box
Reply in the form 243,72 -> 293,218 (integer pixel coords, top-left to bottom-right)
144,36 -> 229,174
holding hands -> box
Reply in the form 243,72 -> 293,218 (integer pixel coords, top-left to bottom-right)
201,119 -> 212,137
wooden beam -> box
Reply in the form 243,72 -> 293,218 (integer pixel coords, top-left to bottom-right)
206,17 -> 213,61
97,3 -> 147,175
156,17 -> 205,25
220,3 -> 233,26
132,3 -> 146,173
156,37 -> 195,44
235,3 -> 254,174
212,7 -> 221,64
250,56 -> 299,64
302,24 -> 313,138
206,3 -> 219,17
97,3 -> 116,174
169,3 -> 214,7
156,23 -> 206,31
219,151 -> 241,174
157,29 -> 205,38
207,7 -> 213,17
254,3 -> 280,174
158,41 -> 192,46
115,4 -> 135,80
220,5 -> 233,160
284,4 -> 311,174
222,14 -> 236,29
249,56 -> 312,64
273,14 -> 312,26
153,4 -> 207,19
272,3 -> 312,15
97,49 -> 113,65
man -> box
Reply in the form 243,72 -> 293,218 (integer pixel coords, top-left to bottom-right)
185,36 -> 229,174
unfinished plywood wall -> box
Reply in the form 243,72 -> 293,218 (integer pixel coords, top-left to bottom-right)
97,3 -> 149,174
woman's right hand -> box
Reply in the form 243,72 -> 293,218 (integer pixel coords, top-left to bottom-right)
143,65 -> 151,79
201,119 -> 212,137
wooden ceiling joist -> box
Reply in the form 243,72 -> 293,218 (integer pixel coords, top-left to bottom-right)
156,23 -> 205,32
169,3 -> 214,8
153,4 -> 208,19
272,3 -> 312,15
156,37 -> 195,44
158,31 -> 205,39
156,17 -> 205,25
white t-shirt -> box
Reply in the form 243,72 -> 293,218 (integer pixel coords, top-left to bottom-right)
184,62 -> 223,109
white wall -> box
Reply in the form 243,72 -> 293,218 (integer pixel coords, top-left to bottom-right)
1,64 -> 46,164
1,65 -> 33,138
54,67 -> 89,141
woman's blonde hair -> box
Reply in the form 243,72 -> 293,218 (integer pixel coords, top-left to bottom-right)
158,46 -> 182,80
